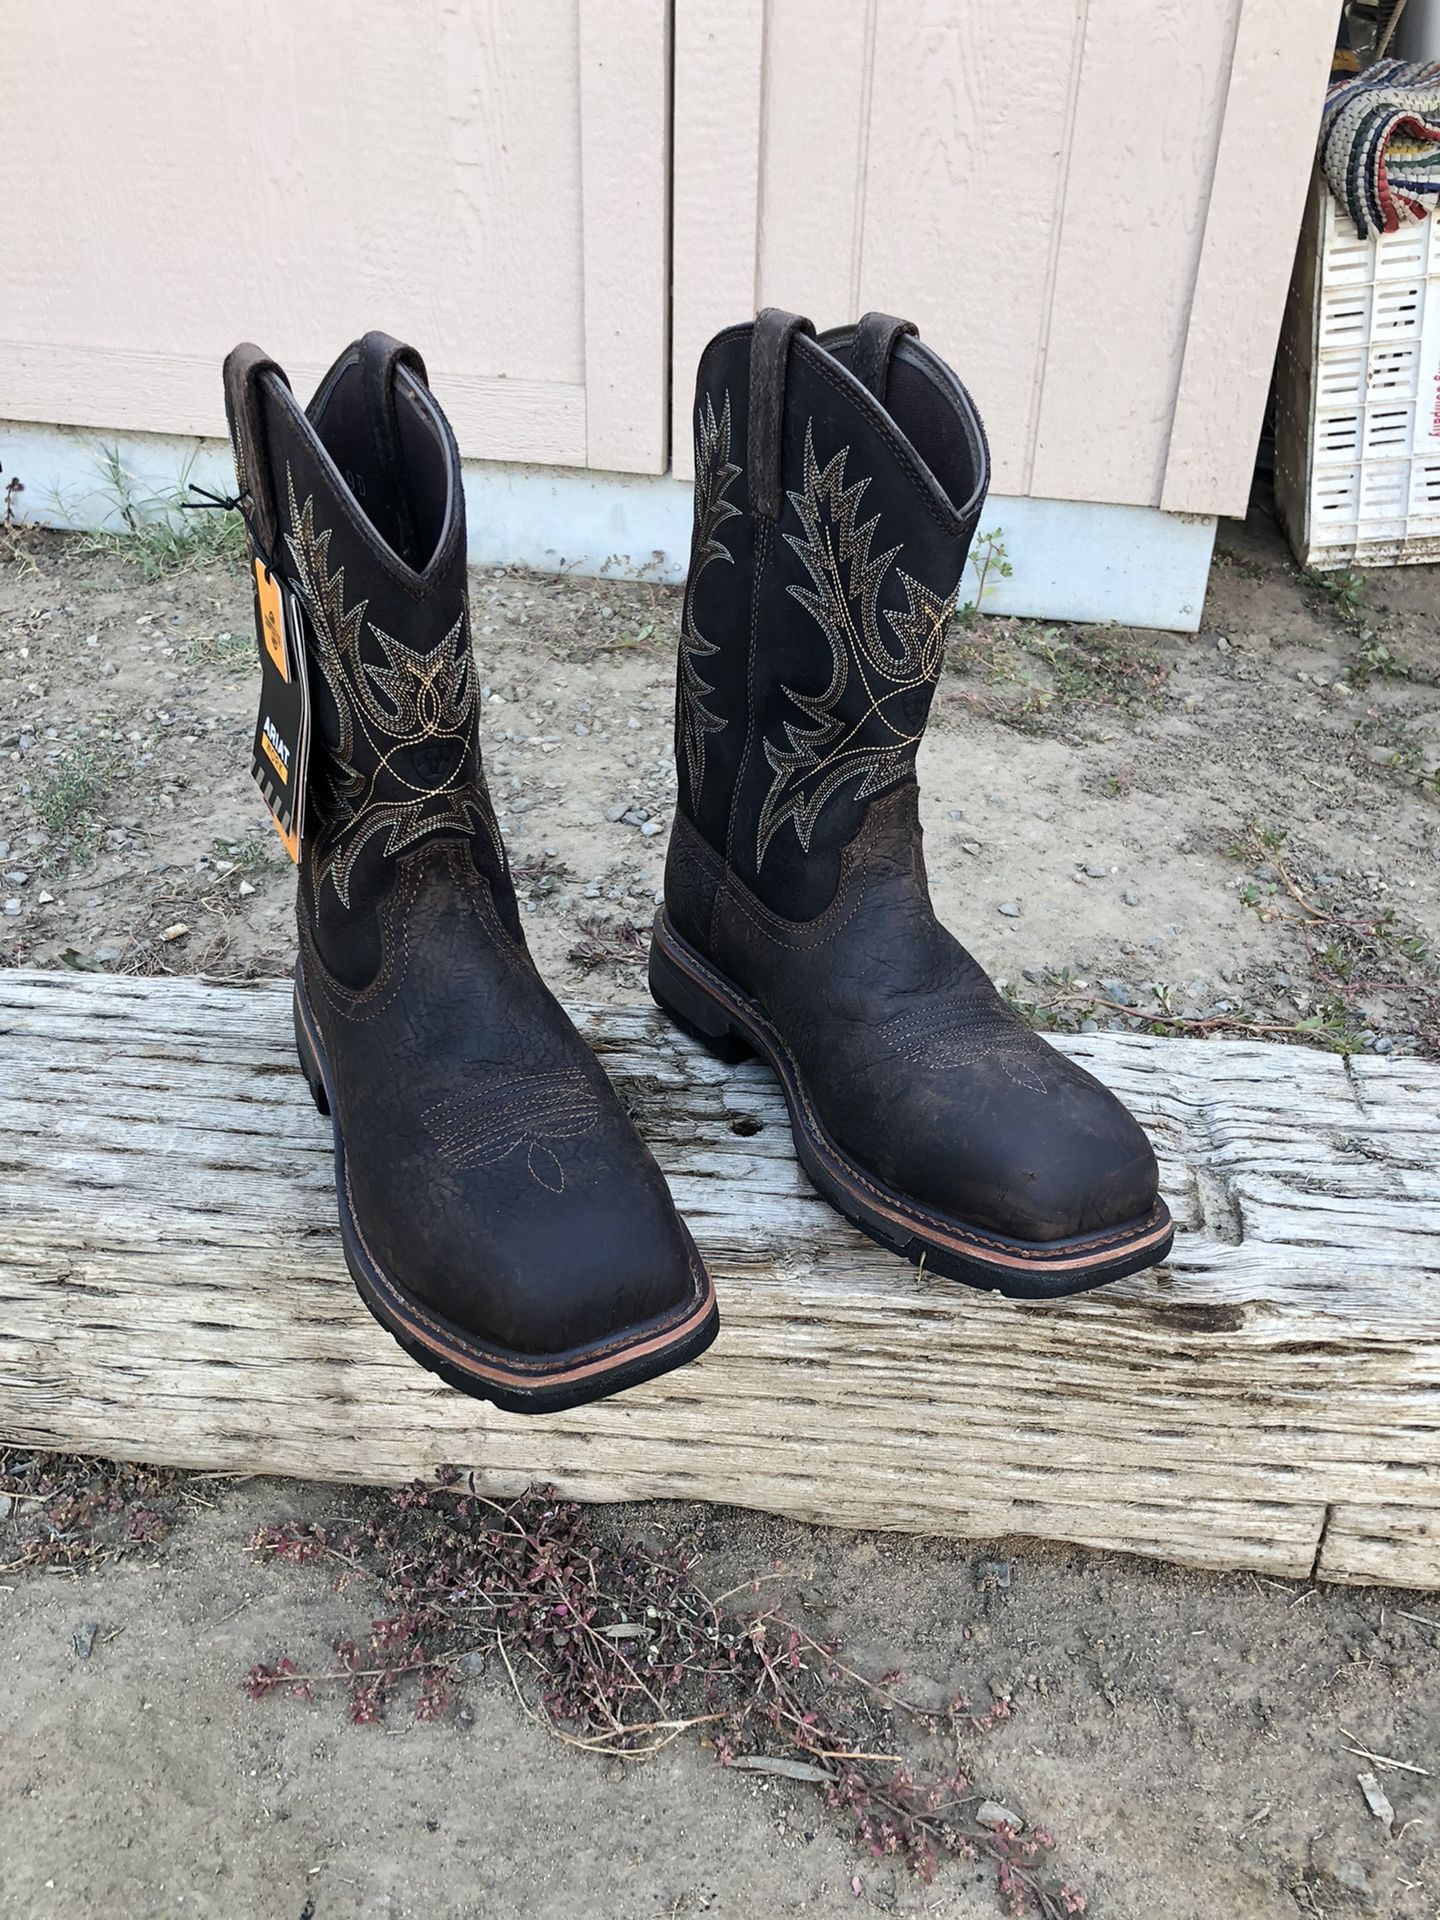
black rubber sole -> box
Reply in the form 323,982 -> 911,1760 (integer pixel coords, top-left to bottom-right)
293,973 -> 719,1414
648,912 -> 1174,1299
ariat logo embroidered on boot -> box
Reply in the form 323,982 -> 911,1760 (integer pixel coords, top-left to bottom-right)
424,1067 -> 601,1195
756,424 -> 958,870
677,390 -> 741,808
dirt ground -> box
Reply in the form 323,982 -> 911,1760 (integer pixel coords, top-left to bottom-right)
1,503 -> 1438,1919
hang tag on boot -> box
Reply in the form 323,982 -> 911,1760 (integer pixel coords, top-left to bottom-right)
248,556 -> 312,863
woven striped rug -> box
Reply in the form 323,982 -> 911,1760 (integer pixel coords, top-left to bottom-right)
1321,57 -> 1440,237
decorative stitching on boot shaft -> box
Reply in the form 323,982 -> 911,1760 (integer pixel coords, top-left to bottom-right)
677,391 -> 741,811
756,425 -> 958,871
284,470 -> 502,909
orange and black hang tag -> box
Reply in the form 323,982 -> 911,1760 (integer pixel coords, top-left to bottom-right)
248,556 -> 312,863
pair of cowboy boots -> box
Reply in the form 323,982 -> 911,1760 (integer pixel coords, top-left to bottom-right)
223,315 -> 1171,1415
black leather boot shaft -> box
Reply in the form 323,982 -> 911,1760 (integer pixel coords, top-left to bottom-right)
677,309 -> 988,920
226,334 -> 514,991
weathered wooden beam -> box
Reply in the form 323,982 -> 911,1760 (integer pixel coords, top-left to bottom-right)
1,970 -> 1437,1588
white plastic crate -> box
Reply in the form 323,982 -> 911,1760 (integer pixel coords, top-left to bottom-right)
1275,174 -> 1440,569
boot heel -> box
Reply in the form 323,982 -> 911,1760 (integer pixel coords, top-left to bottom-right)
293,993 -> 331,1116
649,936 -> 754,1064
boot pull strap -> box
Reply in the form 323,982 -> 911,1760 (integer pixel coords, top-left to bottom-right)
748,308 -> 816,521
222,342 -> 292,570
359,331 -> 430,567
851,311 -> 918,408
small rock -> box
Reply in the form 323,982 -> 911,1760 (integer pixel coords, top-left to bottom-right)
1357,1771 -> 1394,1830
1121,888 -> 1139,907
975,1801 -> 1023,1832
4,870 -> 29,886
997,901 -> 1021,918
1084,863 -> 1107,879
72,1621 -> 99,1660
36,890 -> 55,906
3,900 -> 21,917
237,879 -> 256,898
603,802 -> 629,824
640,821 -> 660,837
1374,1035 -> 1393,1054
457,1649 -> 487,1677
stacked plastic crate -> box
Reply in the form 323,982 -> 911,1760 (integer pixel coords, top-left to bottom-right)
1275,173 -> 1440,568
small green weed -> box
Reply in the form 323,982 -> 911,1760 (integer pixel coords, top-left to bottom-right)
1352,713 -> 1439,798
955,527 -> 1012,625
1305,566 -> 1368,630
1348,638 -> 1412,685
212,836 -> 274,875
77,447 -> 245,579
187,626 -> 253,673
30,744 -> 113,850
945,615 -> 1165,736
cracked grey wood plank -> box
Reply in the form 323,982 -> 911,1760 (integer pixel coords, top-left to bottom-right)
1,969 -> 1437,1588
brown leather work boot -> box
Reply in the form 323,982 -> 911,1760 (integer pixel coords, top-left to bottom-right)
649,309 -> 1173,1296
224,332 -> 717,1409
